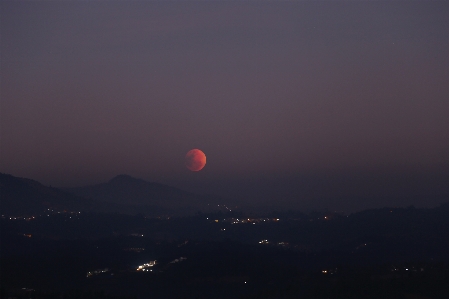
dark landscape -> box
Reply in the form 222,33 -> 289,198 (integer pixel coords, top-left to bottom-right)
1,173 -> 449,299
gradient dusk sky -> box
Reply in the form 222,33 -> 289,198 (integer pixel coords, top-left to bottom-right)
1,1 -> 448,212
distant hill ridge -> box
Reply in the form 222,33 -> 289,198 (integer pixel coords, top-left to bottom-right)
0,172 -> 94,216
1,173 -> 226,216
68,174 -> 198,206
108,174 -> 190,195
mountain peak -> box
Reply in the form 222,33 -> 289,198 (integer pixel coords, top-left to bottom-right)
108,174 -> 144,184
69,174 -> 207,211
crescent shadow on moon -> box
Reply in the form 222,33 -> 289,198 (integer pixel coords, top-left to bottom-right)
185,149 -> 206,171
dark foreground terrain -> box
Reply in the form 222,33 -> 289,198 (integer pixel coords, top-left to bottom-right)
1,204 -> 449,299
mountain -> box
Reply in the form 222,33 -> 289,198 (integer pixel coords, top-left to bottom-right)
68,175 -> 197,206
0,173 -> 94,216
67,174 -> 228,215
1,173 -> 229,217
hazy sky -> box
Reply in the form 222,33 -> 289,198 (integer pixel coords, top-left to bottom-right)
1,1 -> 448,211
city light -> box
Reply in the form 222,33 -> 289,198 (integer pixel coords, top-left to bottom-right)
136,260 -> 157,271
86,268 -> 109,277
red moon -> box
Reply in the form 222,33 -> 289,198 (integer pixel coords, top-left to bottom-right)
185,149 -> 206,171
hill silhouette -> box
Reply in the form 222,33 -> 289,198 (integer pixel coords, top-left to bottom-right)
68,174 -> 198,206
1,173 -> 229,216
67,174 -> 221,212
0,173 -> 94,216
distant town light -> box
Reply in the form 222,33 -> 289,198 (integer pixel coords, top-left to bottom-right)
136,260 -> 157,271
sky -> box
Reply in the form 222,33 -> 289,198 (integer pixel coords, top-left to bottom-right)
1,1 -> 448,212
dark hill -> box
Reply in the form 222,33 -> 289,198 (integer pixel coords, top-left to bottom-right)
67,174 -> 200,207
1,173 -> 229,217
0,173 -> 228,217
0,173 -> 94,216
